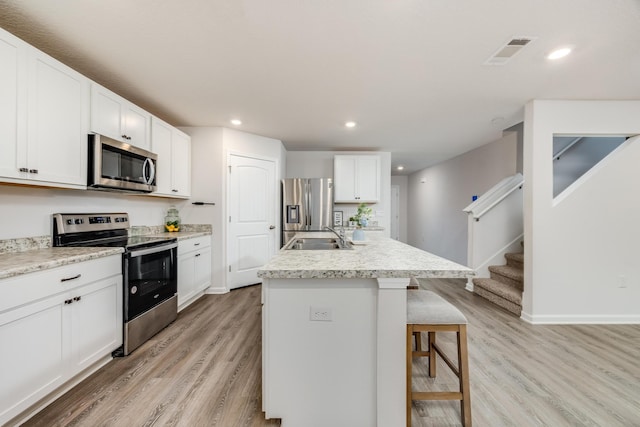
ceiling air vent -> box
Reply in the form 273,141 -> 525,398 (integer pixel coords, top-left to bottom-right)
484,37 -> 536,65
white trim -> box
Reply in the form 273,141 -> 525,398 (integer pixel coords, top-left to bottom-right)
205,286 -> 229,295
463,172 -> 523,219
521,312 -> 640,324
472,233 -> 523,278
225,150 -> 281,291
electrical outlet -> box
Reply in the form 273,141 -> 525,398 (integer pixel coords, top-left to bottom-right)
310,306 -> 332,322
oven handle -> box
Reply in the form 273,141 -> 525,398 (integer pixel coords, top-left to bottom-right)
128,242 -> 178,258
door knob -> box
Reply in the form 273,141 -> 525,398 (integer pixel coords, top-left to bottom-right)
269,225 -> 275,229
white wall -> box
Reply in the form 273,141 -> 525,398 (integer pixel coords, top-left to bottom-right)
181,127 -> 286,293
0,186 -> 178,240
523,100 -> 640,323
390,175 -> 408,242
286,151 -> 392,235
407,132 -> 517,265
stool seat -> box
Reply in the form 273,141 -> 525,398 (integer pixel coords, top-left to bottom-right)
407,290 -> 468,325
406,289 -> 472,426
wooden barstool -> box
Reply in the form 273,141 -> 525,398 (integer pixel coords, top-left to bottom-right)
406,289 -> 471,427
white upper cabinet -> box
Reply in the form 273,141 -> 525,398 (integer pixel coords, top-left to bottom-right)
333,155 -> 380,203
0,28 -> 26,181
26,50 -> 89,186
0,27 -> 88,188
90,83 -> 151,150
151,117 -> 191,198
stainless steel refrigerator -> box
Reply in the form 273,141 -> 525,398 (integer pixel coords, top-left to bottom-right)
281,178 -> 333,247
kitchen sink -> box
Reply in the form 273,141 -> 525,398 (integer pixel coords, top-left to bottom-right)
285,237 -> 352,250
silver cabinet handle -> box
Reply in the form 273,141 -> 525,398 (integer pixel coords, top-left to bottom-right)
195,253 -> 201,257
194,243 -> 200,246
19,167 -> 28,172
269,225 -> 276,229
29,169 -> 38,174
61,274 -> 81,282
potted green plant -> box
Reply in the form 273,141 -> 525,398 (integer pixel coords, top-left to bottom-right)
351,203 -> 372,240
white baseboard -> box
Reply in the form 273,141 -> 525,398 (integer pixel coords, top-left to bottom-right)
205,285 -> 229,294
521,311 -> 640,324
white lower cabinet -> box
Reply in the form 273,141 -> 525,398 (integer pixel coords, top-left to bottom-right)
178,236 -> 212,311
0,255 -> 122,425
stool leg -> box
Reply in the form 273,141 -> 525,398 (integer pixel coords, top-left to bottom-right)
413,331 -> 422,352
406,325 -> 413,427
458,325 -> 472,426
428,331 -> 436,378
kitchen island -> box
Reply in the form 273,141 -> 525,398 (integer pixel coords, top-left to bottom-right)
258,232 -> 472,427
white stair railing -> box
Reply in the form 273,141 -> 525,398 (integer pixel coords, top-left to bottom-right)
463,173 -> 524,291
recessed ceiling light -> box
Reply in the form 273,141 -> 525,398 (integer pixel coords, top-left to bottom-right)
397,165 -> 404,171
547,47 -> 572,60
345,121 -> 357,128
230,119 -> 242,126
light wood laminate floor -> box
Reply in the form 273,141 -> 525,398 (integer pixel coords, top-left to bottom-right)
20,280 -> 640,427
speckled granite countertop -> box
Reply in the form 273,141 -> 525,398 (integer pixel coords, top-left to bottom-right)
0,247 -> 124,280
0,224 -> 211,280
258,232 -> 473,279
131,224 -> 212,241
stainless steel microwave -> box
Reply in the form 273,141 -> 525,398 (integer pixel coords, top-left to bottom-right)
88,134 -> 157,193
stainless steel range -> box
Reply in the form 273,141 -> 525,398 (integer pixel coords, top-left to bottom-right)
52,213 -> 178,356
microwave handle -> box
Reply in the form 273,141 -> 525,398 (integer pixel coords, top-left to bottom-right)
143,158 -> 156,185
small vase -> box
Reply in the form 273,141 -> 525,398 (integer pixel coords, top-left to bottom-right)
352,228 -> 365,241
165,206 -> 181,232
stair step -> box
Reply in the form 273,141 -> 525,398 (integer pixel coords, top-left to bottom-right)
473,278 -> 522,305
504,252 -> 524,269
473,278 -> 522,316
488,265 -> 523,290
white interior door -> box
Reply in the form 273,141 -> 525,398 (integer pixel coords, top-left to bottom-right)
227,154 -> 277,289
390,185 -> 400,240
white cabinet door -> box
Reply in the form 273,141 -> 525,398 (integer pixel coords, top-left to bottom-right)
178,236 -> 211,310
171,129 -> 191,197
27,49 -> 89,187
0,27 -> 26,180
178,252 -> 196,309
333,156 -> 357,203
334,155 -> 380,203
90,83 -> 150,149
151,117 -> 191,198
151,118 -> 173,195
70,274 -> 122,371
0,294 -> 67,425
90,84 -> 124,141
354,156 -> 380,202
123,103 -> 150,150
194,246 -> 212,292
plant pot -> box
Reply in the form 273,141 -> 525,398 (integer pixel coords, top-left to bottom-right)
352,228 -> 365,241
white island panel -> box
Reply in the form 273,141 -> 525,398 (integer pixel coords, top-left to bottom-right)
264,278 -> 377,426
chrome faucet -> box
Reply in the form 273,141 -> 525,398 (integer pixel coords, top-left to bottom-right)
324,225 -> 346,246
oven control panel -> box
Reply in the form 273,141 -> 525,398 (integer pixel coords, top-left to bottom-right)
53,213 -> 129,234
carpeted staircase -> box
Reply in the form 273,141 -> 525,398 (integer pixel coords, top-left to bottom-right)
473,250 -> 523,316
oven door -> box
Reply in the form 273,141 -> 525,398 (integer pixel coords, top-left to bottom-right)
124,242 -> 178,321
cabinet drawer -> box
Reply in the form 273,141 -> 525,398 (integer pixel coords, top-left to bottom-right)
178,235 -> 211,255
0,255 -> 121,313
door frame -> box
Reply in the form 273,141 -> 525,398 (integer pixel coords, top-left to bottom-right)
224,150 -> 281,291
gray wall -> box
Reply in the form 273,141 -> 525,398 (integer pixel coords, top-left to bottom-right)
407,132 -> 517,265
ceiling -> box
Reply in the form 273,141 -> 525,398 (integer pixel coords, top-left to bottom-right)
1,0 -> 639,175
